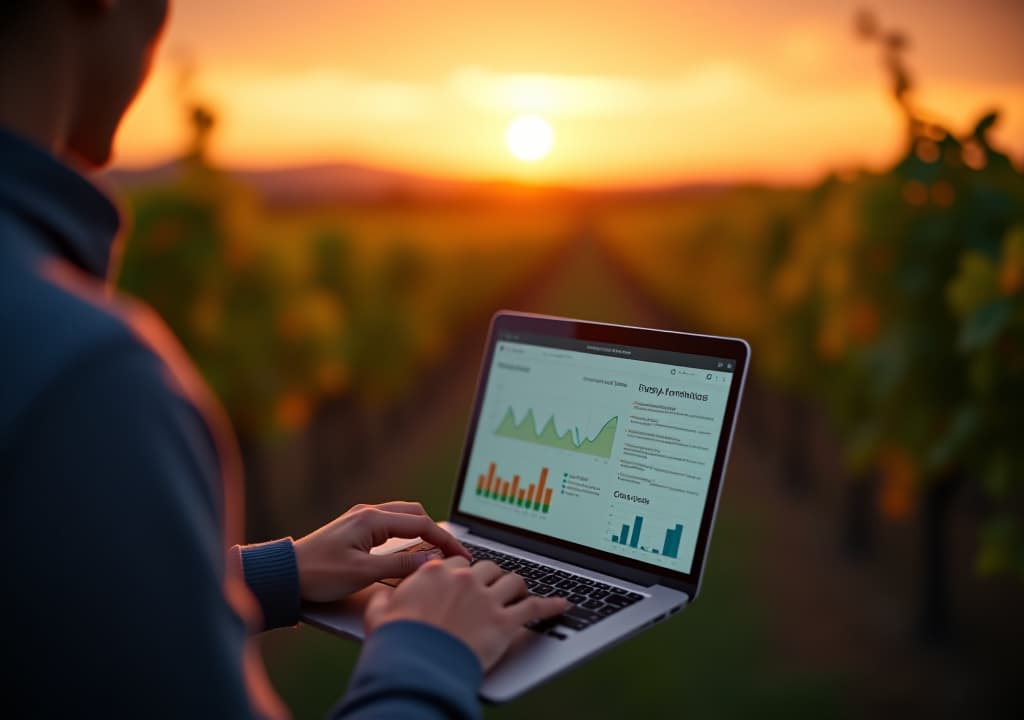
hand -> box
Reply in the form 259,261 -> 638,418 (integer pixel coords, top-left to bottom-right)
365,556 -> 570,672
293,501 -> 470,602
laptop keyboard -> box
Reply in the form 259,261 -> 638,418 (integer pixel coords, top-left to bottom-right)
462,542 -> 644,636
377,540 -> 646,638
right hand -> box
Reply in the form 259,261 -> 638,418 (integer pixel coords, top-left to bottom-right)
364,556 -> 570,671
292,501 -> 469,603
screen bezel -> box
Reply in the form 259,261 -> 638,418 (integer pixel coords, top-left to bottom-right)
448,311 -> 749,589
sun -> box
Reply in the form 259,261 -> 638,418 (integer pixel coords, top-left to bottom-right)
506,114 -> 554,163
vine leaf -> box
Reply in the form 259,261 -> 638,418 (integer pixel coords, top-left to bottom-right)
959,299 -> 1011,352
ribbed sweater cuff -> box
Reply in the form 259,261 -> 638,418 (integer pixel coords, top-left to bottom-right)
239,538 -> 300,630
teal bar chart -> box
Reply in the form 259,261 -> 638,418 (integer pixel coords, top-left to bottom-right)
611,515 -> 684,560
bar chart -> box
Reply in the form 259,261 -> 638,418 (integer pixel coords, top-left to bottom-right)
610,514 -> 684,559
475,462 -> 554,513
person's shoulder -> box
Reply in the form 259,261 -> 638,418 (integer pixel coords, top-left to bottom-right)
1,248 -> 245,543
0,252 -> 209,439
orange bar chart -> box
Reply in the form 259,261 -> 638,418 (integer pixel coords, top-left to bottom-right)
534,468 -> 548,511
475,463 -> 553,513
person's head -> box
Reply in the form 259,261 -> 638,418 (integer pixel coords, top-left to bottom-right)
0,0 -> 170,168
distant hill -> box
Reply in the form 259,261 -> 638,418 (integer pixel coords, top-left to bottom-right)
105,160 -> 471,204
104,160 -> 735,206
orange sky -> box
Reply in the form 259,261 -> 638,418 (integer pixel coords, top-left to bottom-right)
114,0 -> 1024,187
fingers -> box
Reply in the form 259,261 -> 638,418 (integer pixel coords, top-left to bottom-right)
365,591 -> 385,617
360,510 -> 470,560
368,550 -> 436,580
506,595 -> 570,626
364,587 -> 389,628
371,501 -> 428,516
443,554 -> 471,568
416,522 -> 471,560
489,572 -> 529,605
469,559 -> 504,585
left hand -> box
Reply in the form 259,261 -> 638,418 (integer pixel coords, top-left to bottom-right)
293,501 -> 470,602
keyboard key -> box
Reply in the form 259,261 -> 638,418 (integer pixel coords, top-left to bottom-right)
589,589 -> 608,600
567,593 -> 587,604
555,579 -> 578,590
581,599 -> 604,610
565,606 -> 600,621
560,608 -> 601,630
558,615 -> 588,631
528,617 -> 559,633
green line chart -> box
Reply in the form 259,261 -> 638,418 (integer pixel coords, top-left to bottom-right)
494,407 -> 618,459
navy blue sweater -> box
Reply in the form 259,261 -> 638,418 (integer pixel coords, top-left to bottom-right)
0,128 -> 482,718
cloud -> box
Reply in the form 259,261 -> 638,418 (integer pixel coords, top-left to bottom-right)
447,63 -> 760,116
200,69 -> 433,124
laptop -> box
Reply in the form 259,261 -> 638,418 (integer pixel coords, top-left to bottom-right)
302,311 -> 749,702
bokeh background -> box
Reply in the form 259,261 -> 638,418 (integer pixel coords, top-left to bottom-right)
106,1 -> 1024,718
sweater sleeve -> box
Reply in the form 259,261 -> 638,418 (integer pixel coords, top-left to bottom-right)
238,539 -> 301,630
330,620 -> 484,720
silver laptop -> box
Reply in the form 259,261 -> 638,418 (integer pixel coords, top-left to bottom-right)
302,311 -> 749,702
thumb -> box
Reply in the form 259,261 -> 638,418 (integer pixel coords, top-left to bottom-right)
364,587 -> 391,634
369,550 -> 435,580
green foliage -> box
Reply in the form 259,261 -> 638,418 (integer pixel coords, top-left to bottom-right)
117,163 -> 558,438
602,23 -> 1024,576
751,112 -> 1023,572
118,169 -> 339,437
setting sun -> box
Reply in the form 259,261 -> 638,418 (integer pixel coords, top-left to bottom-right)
506,114 -> 554,163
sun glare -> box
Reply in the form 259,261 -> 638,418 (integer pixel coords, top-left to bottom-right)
506,114 -> 554,163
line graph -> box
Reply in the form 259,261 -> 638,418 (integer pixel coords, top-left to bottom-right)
494,406 -> 617,459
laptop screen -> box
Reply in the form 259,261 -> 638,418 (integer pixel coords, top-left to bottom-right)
455,328 -> 738,576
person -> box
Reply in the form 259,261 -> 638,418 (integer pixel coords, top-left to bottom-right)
0,1 -> 569,717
